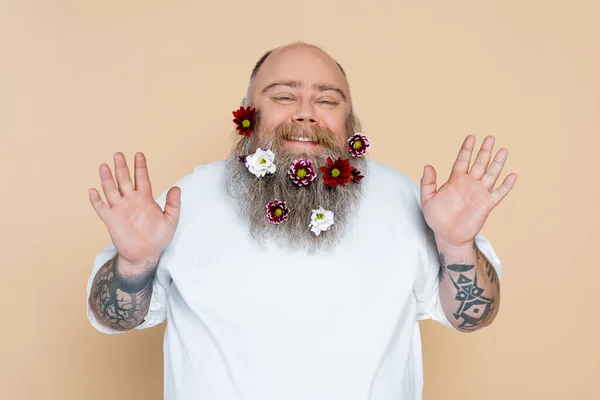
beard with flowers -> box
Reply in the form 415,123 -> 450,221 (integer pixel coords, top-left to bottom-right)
223,109 -> 369,253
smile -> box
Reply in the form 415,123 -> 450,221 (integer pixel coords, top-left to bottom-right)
288,136 -> 318,143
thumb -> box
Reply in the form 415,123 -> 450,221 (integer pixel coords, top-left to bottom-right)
163,186 -> 181,227
420,165 -> 437,206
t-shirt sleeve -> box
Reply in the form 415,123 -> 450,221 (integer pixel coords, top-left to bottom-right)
86,177 -> 190,334
411,181 -> 503,329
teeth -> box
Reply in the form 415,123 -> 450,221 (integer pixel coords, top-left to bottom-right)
290,136 -> 316,143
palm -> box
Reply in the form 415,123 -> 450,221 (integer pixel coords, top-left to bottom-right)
104,191 -> 177,263
89,152 -> 181,265
420,136 -> 517,246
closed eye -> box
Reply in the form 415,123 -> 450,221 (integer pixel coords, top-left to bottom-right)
272,96 -> 296,103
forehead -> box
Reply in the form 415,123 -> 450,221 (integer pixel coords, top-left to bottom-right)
252,45 -> 350,96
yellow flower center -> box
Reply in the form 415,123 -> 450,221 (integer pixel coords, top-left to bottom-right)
242,119 -> 251,128
259,158 -> 266,165
275,208 -> 283,217
297,168 -> 307,178
316,213 -> 324,220
353,141 -> 362,150
331,168 -> 340,177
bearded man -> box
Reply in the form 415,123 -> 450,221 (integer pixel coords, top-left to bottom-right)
86,42 -> 517,400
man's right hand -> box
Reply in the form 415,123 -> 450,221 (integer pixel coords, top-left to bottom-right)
89,152 -> 181,274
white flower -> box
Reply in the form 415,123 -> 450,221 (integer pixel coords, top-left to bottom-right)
245,147 -> 276,178
309,207 -> 335,236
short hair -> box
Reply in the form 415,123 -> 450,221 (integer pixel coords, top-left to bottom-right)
243,43 -> 347,107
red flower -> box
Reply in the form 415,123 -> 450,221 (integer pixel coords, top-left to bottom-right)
320,157 -> 353,188
347,133 -> 370,157
350,168 -> 364,183
266,200 -> 290,224
232,106 -> 257,136
288,159 -> 317,186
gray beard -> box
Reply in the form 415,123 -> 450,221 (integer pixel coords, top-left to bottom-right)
223,115 -> 368,253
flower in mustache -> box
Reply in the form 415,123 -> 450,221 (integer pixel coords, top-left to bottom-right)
288,159 -> 317,186
348,133 -> 370,157
309,207 -> 335,236
245,147 -> 276,178
232,106 -> 257,136
320,157 -> 354,188
266,200 -> 290,224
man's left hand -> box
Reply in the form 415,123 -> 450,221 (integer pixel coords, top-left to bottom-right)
420,135 -> 517,248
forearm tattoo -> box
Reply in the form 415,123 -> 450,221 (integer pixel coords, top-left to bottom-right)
438,246 -> 498,331
89,256 -> 157,330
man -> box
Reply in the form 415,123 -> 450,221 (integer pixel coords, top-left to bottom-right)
87,42 -> 517,400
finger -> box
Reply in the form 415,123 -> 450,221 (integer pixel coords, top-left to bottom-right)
491,173 -> 518,206
99,163 -> 121,206
163,186 -> 182,227
469,135 -> 495,179
420,165 -> 437,206
113,152 -> 135,195
89,188 -> 109,220
481,148 -> 508,190
451,135 -> 475,176
134,152 -> 153,195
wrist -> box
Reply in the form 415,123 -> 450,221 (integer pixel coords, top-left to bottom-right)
114,255 -> 159,294
116,254 -> 160,276
434,234 -> 476,262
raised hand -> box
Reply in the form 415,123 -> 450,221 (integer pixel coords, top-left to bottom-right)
419,135 -> 517,247
89,152 -> 181,268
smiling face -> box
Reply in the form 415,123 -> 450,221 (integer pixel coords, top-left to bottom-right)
224,44 -> 367,252
249,44 -> 352,156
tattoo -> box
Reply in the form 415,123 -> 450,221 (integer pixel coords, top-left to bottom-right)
448,267 -> 494,331
439,249 -> 497,331
477,250 -> 498,285
89,256 -> 158,330
438,253 -> 447,281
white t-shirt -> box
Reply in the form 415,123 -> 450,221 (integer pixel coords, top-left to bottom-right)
86,159 -> 502,400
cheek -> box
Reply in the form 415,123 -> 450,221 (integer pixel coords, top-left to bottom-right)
320,113 -> 348,140
257,106 -> 292,139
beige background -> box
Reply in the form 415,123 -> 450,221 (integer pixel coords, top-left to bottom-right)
1,0 -> 598,399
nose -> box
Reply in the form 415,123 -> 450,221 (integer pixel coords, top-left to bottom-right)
293,99 -> 318,126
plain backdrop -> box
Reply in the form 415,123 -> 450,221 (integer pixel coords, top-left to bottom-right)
1,1 -> 598,399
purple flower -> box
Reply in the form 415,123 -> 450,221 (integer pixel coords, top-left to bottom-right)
266,200 -> 290,224
288,159 -> 317,186
347,133 -> 370,157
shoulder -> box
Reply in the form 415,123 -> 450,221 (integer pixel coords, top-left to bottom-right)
156,160 -> 226,212
192,160 -> 226,181
169,160 -> 226,194
158,160 -> 227,233
366,159 -> 420,203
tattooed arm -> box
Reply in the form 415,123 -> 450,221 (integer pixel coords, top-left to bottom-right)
89,254 -> 160,331
436,239 -> 500,332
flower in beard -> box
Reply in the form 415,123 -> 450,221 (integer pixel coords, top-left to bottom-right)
245,147 -> 276,178
309,207 -> 335,235
288,159 -> 316,186
232,106 -> 257,136
350,168 -> 364,184
320,157 -> 353,188
266,200 -> 290,224
347,133 -> 370,157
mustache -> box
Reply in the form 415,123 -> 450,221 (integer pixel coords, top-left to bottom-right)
270,124 -> 341,151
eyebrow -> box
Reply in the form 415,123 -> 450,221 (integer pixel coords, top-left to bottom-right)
261,80 -> 347,101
